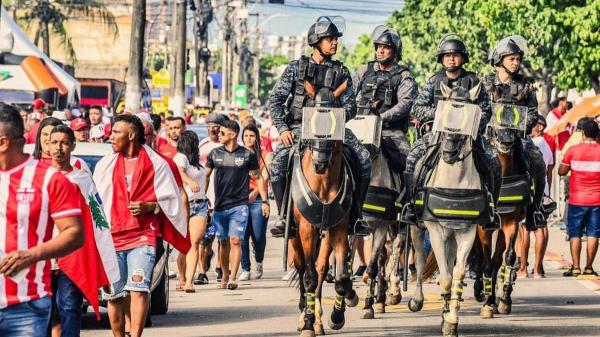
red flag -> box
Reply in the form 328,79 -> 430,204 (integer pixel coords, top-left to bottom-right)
57,189 -> 109,320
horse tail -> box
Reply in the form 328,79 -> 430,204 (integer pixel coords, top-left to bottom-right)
422,250 -> 438,282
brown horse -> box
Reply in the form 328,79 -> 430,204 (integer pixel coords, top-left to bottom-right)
289,84 -> 359,337
476,122 -> 530,318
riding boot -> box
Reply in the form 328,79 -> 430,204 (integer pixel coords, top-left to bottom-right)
270,179 -> 290,238
400,172 -> 417,225
352,179 -> 371,236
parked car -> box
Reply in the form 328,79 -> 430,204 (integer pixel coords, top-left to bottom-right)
24,143 -> 170,316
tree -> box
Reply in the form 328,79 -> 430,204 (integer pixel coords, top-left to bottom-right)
341,35 -> 373,73
258,54 -> 289,104
124,0 -> 146,113
17,0 -> 118,64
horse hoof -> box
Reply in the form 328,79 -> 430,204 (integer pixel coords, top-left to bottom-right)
480,305 -> 494,319
300,330 -> 316,337
314,323 -> 325,336
408,298 -> 423,312
386,292 -> 402,306
361,308 -> 375,319
497,299 -> 512,315
441,320 -> 458,337
328,316 -> 345,330
373,302 -> 385,314
345,293 -> 359,308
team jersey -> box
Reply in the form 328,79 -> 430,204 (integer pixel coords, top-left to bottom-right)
0,156 -> 81,308
562,141 -> 600,206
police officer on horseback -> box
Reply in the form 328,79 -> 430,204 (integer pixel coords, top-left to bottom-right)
269,16 -> 372,237
353,25 -> 417,176
482,36 -> 553,227
403,34 -> 501,225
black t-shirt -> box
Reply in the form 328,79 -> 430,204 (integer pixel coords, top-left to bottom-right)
206,145 -> 259,211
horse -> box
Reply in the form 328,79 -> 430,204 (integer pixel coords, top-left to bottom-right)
288,84 -> 360,337
358,136 -> 406,319
475,102 -> 531,318
409,81 -> 493,337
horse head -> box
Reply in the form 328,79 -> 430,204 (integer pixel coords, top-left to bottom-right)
304,81 -> 346,174
438,81 -> 481,164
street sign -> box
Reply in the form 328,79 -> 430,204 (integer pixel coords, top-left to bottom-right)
233,84 -> 248,108
152,68 -> 170,88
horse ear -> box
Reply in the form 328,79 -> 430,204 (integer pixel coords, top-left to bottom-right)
333,80 -> 348,98
440,82 -> 452,98
469,82 -> 482,101
304,80 -> 316,99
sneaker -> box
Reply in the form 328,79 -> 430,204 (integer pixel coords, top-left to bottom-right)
215,267 -> 223,282
583,268 -> 598,276
255,262 -> 263,279
563,267 -> 581,277
557,222 -> 567,231
239,270 -> 251,281
194,273 -> 209,285
282,267 -> 296,281
353,265 -> 367,277
168,270 -> 177,279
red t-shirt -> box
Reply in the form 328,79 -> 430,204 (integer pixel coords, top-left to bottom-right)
545,108 -> 571,151
0,156 -> 81,308
158,140 -> 177,159
561,141 -> 600,206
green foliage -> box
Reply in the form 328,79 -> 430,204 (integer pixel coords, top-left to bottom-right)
383,0 -> 599,92
259,54 -> 289,103
341,35 -> 374,73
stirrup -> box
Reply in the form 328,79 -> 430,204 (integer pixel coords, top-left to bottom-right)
270,220 -> 287,238
353,219 -> 370,236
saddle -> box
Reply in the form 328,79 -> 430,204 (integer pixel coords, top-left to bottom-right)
290,150 -> 354,230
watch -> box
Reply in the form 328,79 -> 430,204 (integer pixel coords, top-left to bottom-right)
153,202 -> 160,215
261,200 -> 269,205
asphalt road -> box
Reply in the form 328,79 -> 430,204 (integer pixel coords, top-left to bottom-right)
81,223 -> 600,337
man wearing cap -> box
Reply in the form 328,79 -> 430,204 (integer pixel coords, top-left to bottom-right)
70,118 -> 90,143
403,34 -> 500,226
268,16 -> 372,237
24,98 -> 48,144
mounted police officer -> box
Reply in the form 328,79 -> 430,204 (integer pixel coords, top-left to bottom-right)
269,16 -> 372,237
482,36 -> 550,227
403,34 -> 501,225
353,25 -> 417,175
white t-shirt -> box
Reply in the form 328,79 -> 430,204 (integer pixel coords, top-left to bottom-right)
173,152 -> 207,201
533,136 -> 554,195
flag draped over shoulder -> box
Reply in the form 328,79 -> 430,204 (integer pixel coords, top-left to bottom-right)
58,169 -> 120,320
93,145 -> 190,253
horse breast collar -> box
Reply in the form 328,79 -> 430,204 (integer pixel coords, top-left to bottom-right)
290,153 -> 353,230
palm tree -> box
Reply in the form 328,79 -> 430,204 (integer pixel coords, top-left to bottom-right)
16,0 -> 118,64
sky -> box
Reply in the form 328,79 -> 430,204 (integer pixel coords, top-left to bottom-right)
209,0 -> 405,47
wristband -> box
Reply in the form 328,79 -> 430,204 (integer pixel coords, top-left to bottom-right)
261,200 -> 269,204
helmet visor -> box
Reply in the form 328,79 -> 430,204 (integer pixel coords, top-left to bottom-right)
371,25 -> 399,45
314,15 -> 346,36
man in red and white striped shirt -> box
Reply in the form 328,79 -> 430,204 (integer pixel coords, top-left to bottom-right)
0,103 -> 83,337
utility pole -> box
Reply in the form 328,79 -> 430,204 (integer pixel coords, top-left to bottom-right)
125,0 -> 146,113
172,0 -> 187,116
220,3 -> 233,109
250,13 -> 260,103
195,0 -> 212,106
231,0 -> 248,107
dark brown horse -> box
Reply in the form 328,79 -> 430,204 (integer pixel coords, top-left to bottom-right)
476,118 -> 530,318
289,83 -> 359,337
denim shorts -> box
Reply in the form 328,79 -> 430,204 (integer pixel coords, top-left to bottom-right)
108,245 -> 156,299
567,204 -> 600,239
213,205 -> 249,240
0,296 -> 51,337
190,200 -> 209,218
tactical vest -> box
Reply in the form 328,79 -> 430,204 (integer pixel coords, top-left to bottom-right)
431,70 -> 480,106
288,56 -> 345,124
483,74 -> 529,105
357,61 -> 409,131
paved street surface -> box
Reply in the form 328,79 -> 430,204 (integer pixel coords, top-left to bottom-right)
82,224 -> 600,337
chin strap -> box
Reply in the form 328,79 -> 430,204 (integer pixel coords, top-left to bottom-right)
502,64 -> 520,76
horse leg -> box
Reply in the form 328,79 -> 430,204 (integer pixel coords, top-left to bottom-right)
314,232 -> 332,336
328,221 -> 356,331
498,219 -> 518,315
477,226 -> 496,318
423,222 -> 454,334
374,242 -> 388,314
408,225 -> 426,312
471,235 -> 485,303
444,225 -> 477,337
386,226 -> 403,306
298,221 -> 319,337
362,221 -> 386,319
291,237 -> 307,331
